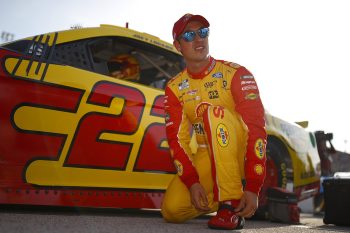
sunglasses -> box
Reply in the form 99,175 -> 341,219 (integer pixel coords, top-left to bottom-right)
180,27 -> 210,42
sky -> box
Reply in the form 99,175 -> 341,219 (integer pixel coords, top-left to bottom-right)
1,0 -> 349,152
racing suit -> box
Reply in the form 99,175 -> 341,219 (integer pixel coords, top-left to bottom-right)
161,56 -> 266,223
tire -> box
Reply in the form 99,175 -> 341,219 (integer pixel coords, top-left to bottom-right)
255,136 -> 293,219
266,136 -> 293,188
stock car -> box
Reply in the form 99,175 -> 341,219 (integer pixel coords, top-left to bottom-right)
0,24 -> 321,212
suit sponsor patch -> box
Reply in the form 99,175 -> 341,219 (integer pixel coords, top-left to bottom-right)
254,138 -> 265,159
195,102 -> 211,117
254,164 -> 264,175
241,75 -> 254,79
224,61 -> 241,68
178,79 -> 189,90
208,90 -> 219,99
174,160 -> 183,176
204,81 -> 217,89
165,112 -> 170,122
245,93 -> 259,100
222,80 -> 227,88
212,72 -> 223,78
193,123 -> 205,135
241,80 -> 256,85
186,89 -> 198,95
242,85 -> 258,91
216,123 -> 229,147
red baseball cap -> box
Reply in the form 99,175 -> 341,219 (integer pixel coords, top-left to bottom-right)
172,13 -> 210,40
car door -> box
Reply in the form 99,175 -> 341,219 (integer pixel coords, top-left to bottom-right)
0,33 -> 183,193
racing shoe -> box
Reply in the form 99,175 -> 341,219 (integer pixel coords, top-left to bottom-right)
208,204 -> 245,230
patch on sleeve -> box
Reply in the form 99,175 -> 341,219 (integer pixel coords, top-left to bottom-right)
240,75 -> 254,79
224,61 -> 241,68
254,164 -> 264,175
174,160 -> 183,176
244,93 -> 259,100
165,112 -> 174,127
254,138 -> 265,159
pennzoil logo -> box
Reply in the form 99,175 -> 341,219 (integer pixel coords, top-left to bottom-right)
254,164 -> 264,175
174,160 -> 183,176
195,102 -> 211,117
254,138 -> 265,159
216,123 -> 229,147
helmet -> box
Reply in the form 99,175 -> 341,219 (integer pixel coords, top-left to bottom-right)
108,54 -> 140,81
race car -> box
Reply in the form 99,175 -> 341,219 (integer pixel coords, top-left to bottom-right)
0,24 -> 321,211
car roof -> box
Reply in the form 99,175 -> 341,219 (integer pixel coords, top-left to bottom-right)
18,24 -> 180,55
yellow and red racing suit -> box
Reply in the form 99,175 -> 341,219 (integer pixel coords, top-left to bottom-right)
162,56 -> 266,222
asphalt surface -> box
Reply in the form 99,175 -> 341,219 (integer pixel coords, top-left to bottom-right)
0,206 -> 349,233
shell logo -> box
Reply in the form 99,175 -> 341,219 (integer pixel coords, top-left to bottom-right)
216,123 -> 229,147
254,164 -> 264,175
195,102 -> 211,117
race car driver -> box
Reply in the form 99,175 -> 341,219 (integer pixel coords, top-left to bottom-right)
107,54 -> 140,81
161,13 -> 267,230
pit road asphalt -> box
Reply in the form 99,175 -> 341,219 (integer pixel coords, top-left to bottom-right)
0,206 -> 349,233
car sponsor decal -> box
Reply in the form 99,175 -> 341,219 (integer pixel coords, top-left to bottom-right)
216,123 -> 229,147
2,58 -> 177,189
254,138 -> 265,159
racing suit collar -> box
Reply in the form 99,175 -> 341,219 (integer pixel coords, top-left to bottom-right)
187,56 -> 216,79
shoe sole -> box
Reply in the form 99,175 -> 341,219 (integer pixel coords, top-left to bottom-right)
207,217 -> 245,230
